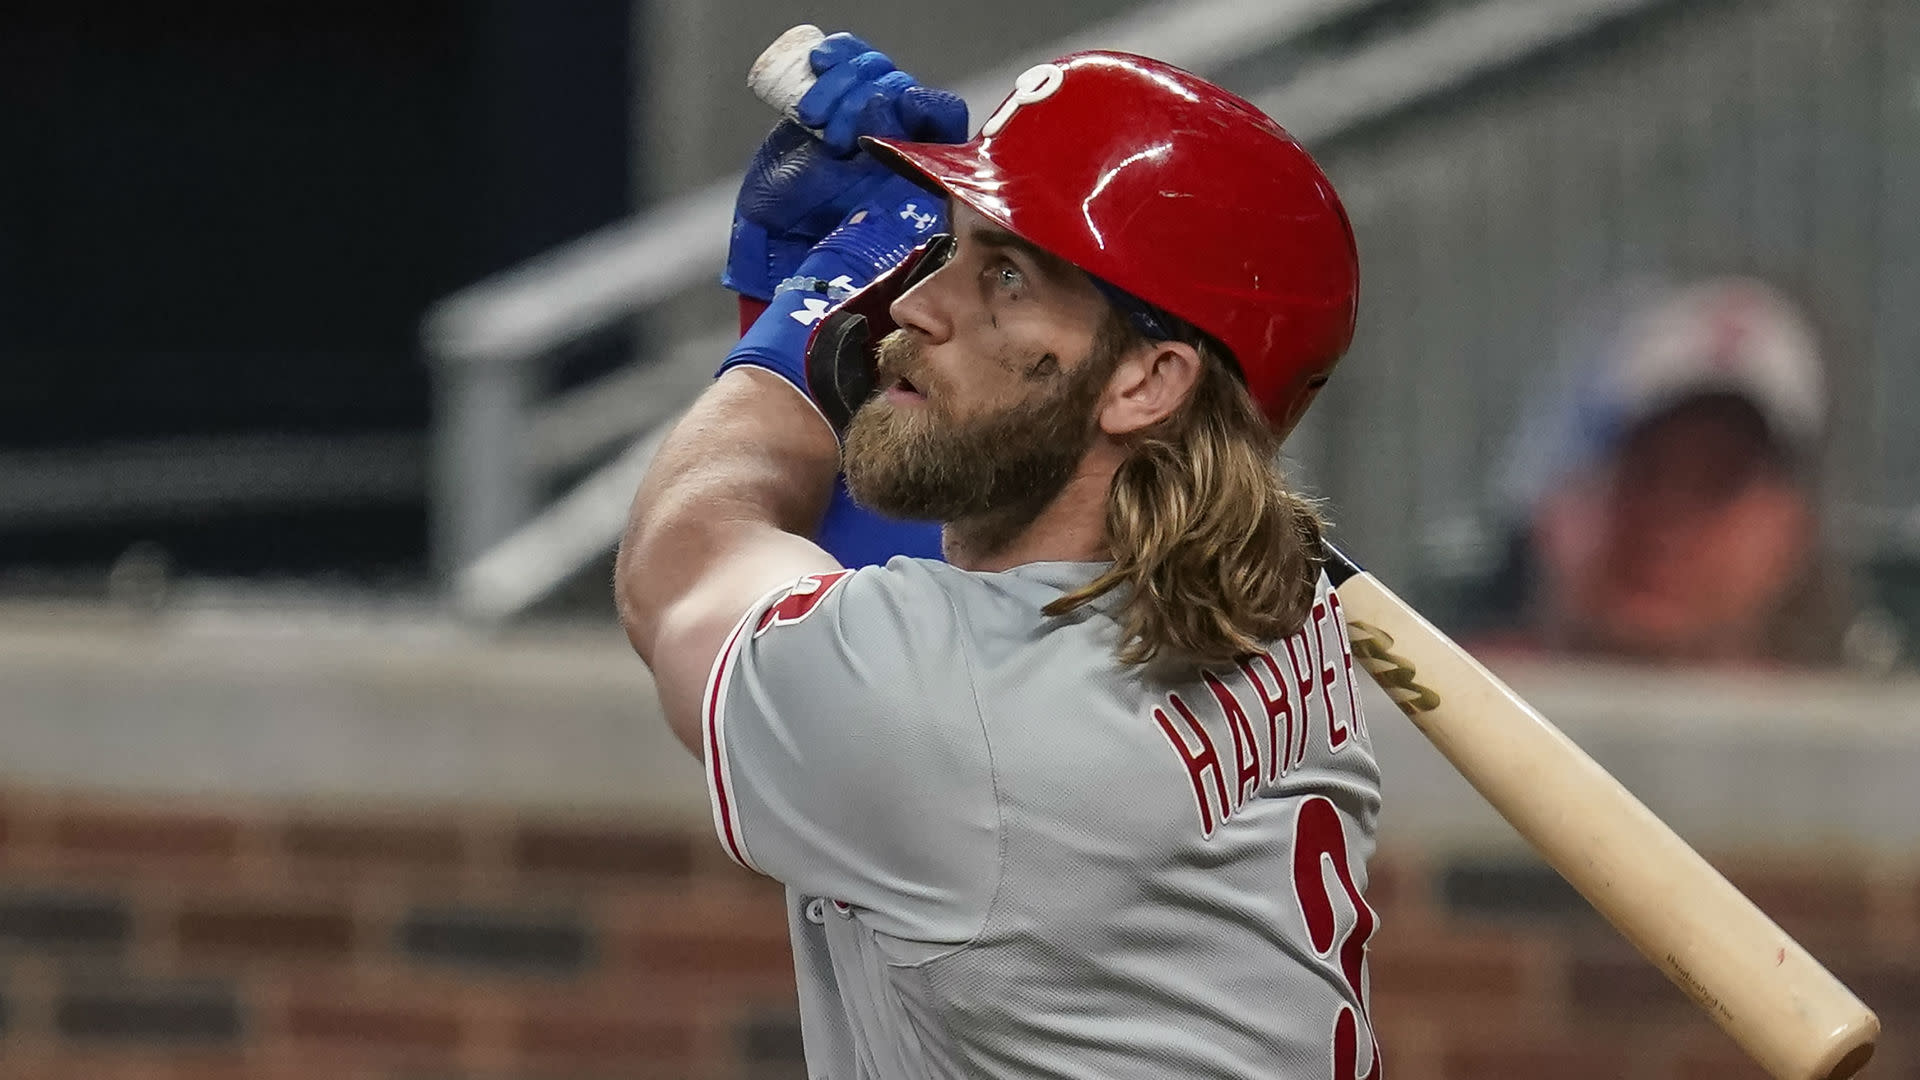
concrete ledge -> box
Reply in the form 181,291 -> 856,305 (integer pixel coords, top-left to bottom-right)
3,603 -> 1917,854
0,604 -> 706,822
1375,656 -> 1920,856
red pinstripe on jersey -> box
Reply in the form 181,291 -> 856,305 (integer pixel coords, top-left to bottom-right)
702,584 -> 788,875
702,572 -> 856,874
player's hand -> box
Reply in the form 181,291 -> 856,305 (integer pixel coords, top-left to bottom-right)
722,33 -> 967,301
719,182 -> 946,407
794,33 -> 968,155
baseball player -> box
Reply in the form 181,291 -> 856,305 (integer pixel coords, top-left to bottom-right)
617,36 -> 1380,1080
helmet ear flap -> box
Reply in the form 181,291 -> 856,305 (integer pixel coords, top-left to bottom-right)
805,308 -> 876,434
803,234 -> 955,435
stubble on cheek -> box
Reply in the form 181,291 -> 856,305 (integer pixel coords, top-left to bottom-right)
1023,353 -> 1060,380
983,334 -> 1061,383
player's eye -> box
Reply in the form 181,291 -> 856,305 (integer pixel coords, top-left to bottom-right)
989,260 -> 1026,293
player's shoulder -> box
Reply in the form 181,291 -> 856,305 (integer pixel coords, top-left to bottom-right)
845,554 -> 970,612
867,557 -> 1113,633
835,554 -> 1024,609
744,555 -> 968,654
747,557 -> 1109,649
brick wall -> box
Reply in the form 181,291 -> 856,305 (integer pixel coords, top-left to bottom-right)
0,788 -> 1911,1079
1365,849 -> 1920,1080
0,789 -> 798,1080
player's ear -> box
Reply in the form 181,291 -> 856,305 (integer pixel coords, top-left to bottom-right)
1098,340 -> 1202,436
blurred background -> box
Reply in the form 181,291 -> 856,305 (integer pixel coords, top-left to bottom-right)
3,0 -> 1919,1077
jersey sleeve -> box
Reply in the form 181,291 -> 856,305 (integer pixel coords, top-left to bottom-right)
702,559 -> 999,943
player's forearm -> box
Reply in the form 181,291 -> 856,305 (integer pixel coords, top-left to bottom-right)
615,366 -> 839,657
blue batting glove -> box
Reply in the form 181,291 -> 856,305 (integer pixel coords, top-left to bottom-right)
719,181 -> 945,397
816,479 -> 943,567
722,33 -> 966,301
795,35 -> 967,155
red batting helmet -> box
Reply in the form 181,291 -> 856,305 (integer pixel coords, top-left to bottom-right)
865,51 -> 1360,431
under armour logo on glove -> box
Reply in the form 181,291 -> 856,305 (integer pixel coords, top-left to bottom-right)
790,297 -> 834,326
899,201 -> 938,233
723,192 -> 944,403
778,273 -> 857,324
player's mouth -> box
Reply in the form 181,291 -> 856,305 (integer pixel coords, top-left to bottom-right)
884,374 -> 927,403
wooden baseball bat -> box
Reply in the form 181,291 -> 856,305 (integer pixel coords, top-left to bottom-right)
742,27 -> 1880,1077
748,23 -> 828,129
1322,544 -> 1878,1080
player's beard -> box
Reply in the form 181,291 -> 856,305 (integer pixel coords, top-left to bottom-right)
842,330 -> 1114,541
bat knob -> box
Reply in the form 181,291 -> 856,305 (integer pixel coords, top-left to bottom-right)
749,24 -> 825,122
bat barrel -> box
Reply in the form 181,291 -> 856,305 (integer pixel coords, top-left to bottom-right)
1330,563 -> 1879,1080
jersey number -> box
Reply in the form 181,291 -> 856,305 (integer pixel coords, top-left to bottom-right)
1292,795 -> 1382,1080
754,570 -> 854,637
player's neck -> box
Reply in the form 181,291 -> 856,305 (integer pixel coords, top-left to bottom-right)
941,457 -> 1115,572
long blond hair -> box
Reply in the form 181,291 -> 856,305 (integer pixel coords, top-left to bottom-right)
1044,331 -> 1328,669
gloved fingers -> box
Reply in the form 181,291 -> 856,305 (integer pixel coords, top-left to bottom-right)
796,50 -> 897,134
822,72 -> 915,154
810,190 -> 945,276
749,119 -> 818,167
736,120 -> 833,227
808,32 -> 876,74
899,85 -> 969,143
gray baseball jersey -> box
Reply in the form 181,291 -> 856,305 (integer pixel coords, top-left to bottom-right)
703,557 -> 1383,1079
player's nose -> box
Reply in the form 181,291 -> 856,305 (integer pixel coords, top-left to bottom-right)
888,262 -> 955,345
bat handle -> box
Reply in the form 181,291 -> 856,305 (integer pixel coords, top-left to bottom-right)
1320,540 -> 1364,586
749,24 -> 825,129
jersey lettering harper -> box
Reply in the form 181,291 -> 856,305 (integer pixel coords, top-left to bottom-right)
703,558 -> 1383,1079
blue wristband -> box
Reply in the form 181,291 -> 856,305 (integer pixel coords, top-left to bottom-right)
718,190 -> 944,397
718,282 -> 844,395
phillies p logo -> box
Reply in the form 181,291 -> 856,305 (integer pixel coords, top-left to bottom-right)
982,62 -> 1065,136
